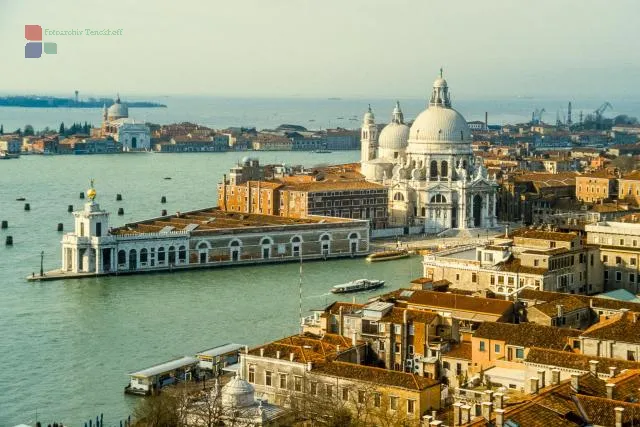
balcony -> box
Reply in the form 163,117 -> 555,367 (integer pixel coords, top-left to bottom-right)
361,324 -> 382,336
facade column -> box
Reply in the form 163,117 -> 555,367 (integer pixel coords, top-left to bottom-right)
111,248 -> 116,272
96,248 -> 102,274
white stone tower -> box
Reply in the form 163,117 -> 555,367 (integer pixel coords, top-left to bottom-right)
360,105 -> 377,164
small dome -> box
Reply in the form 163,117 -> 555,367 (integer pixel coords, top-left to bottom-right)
363,105 -> 375,125
433,77 -> 447,88
378,122 -> 409,150
107,95 -> 128,119
409,107 -> 471,143
222,375 -> 255,408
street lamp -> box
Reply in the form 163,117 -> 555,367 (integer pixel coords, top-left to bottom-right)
40,250 -> 44,277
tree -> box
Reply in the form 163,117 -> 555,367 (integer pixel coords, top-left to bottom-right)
24,124 -> 34,136
59,122 -> 65,135
0,124 -> 4,134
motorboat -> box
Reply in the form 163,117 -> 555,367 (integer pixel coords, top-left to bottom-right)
331,279 -> 384,294
366,249 -> 410,262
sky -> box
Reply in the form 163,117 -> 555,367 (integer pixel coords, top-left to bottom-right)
1,0 -> 639,99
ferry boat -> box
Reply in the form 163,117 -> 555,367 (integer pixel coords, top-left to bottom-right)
314,149 -> 332,154
366,249 -> 410,262
331,279 -> 384,294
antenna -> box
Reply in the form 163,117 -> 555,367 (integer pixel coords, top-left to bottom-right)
298,252 -> 303,335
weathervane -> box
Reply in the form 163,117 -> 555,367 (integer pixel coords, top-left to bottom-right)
440,67 -> 443,78
88,178 -> 97,201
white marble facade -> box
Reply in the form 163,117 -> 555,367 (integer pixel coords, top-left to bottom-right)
361,73 -> 498,232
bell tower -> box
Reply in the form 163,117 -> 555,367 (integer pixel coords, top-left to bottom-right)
360,105 -> 377,164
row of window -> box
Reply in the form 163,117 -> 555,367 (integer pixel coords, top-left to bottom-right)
602,254 -> 638,266
478,341 -> 524,358
604,270 -> 639,283
593,236 -> 640,247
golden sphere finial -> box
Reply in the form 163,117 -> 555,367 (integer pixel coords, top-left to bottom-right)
87,178 -> 97,201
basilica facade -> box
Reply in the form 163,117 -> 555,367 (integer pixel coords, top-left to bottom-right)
361,73 -> 498,232
100,95 -> 151,151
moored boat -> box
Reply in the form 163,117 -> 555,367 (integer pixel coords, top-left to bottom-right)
366,249 -> 410,262
331,279 -> 384,294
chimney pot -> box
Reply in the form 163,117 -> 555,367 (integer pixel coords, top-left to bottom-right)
494,392 -> 504,410
615,407 -> 624,427
276,350 -> 281,359
460,405 -> 471,425
260,348 -> 264,357
495,408 -> 505,427
610,366 -> 618,377
589,360 -> 600,375
290,352 -> 295,361
571,373 -> 580,392
307,361 -> 312,371
529,377 -> 539,394
551,369 -> 561,385
607,383 -> 615,400
453,402 -> 462,426
482,401 -> 493,421
537,369 -> 546,389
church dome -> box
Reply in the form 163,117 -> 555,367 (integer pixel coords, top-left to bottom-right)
408,73 -> 472,145
409,107 -> 471,143
107,95 -> 128,120
222,375 -> 255,408
379,122 -> 409,150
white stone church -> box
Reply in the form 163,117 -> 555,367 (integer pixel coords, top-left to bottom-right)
361,72 -> 498,232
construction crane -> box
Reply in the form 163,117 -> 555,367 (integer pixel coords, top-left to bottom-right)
531,108 -> 546,125
567,102 -> 572,127
594,102 -> 613,121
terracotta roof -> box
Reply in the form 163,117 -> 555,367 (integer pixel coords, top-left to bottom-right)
380,308 -> 438,324
281,179 -> 385,192
323,301 -> 364,315
578,170 -> 617,179
473,322 -> 581,349
495,257 -> 548,275
582,312 -> 640,344
388,289 -> 513,316
516,288 -> 640,313
248,333 -> 357,363
311,361 -> 439,391
443,342 -> 472,361
621,171 -> 640,181
510,228 -> 579,242
525,347 -> 640,374
529,296 -> 589,317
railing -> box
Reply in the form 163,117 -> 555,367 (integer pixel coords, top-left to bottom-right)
361,325 -> 381,336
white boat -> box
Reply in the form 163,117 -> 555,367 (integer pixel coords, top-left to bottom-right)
331,279 -> 384,294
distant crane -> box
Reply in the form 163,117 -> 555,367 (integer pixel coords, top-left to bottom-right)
531,108 -> 546,125
567,102 -> 572,127
594,102 -> 613,121
74,90 -> 79,104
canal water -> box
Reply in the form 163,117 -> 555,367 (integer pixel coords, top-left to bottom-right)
0,152 -> 422,425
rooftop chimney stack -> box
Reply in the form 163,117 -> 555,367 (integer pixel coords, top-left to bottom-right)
307,361 -> 312,371
482,401 -> 493,421
276,350 -> 281,359
537,369 -> 546,389
494,393 -> 504,409
260,348 -> 264,357
571,373 -> 580,392
607,383 -> 616,400
589,360 -> 599,375
290,352 -> 295,361
461,405 -> 471,425
557,304 -> 564,318
552,369 -> 561,385
529,377 -> 539,394
495,409 -> 505,427
615,407 -> 624,427
610,366 -> 618,377
453,402 -> 462,426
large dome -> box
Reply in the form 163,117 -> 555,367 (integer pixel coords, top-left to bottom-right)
379,122 -> 409,150
222,375 -> 255,408
107,95 -> 128,120
409,107 -> 471,143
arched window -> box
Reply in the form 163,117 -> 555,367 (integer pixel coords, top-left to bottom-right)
349,233 -> 359,240
168,246 -> 176,264
261,237 -> 272,259
430,160 -> 438,178
393,192 -> 405,201
158,247 -> 166,263
198,241 -> 209,250
430,194 -> 447,203
348,233 -> 359,254
128,249 -> 137,270
230,240 -> 241,247
320,234 -> 331,256
291,236 -> 302,257
260,237 -> 273,246
178,246 -> 187,262
118,249 -> 126,265
441,160 -> 448,177
140,248 -> 148,264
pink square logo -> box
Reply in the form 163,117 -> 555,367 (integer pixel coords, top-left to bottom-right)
25,25 -> 42,41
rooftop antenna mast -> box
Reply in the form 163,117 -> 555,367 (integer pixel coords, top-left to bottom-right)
298,252 -> 303,335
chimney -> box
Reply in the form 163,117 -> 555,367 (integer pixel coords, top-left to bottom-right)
336,345 -> 340,354
260,348 -> 264,357
571,373 -> 580,392
589,360 -> 599,375
452,402 -> 462,426
484,390 -> 494,402
403,309 -> 408,324
551,369 -> 561,385
352,331 -> 357,347
482,401 -> 493,421
307,361 -> 312,371
615,407 -> 624,427
494,393 -> 504,410
607,383 -> 615,400
276,350 -> 281,359
432,410 -> 437,419
460,405 -> 471,424
529,377 -> 539,394
556,304 -> 564,319
290,352 -> 295,362
338,306 -> 344,336
610,366 -> 618,378
537,369 -> 546,389
485,111 -> 488,129
495,409 -> 505,427
244,345 -> 249,354
422,415 -> 432,424
429,420 -> 443,426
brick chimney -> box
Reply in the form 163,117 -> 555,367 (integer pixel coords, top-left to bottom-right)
276,350 -> 281,359
529,377 -> 539,394
551,369 -> 561,385
494,393 -> 504,409
260,348 -> 264,357
460,405 -> 471,424
307,361 -> 312,371
589,360 -> 599,375
615,407 -> 624,427
610,366 -> 618,377
607,383 -> 615,400
289,352 -> 295,361
495,409 -> 505,427
556,304 -> 564,318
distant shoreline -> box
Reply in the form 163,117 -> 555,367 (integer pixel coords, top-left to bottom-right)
0,95 -> 167,109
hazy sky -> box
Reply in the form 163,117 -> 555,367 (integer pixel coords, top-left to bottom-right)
1,0 -> 639,99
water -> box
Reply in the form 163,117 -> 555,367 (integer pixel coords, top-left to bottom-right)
0,152 -> 423,426
1,95 -> 639,133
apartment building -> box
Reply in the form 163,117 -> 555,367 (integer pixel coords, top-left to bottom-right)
576,169 -> 619,203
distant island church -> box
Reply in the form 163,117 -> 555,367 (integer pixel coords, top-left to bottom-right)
360,72 -> 498,232
97,95 -> 151,151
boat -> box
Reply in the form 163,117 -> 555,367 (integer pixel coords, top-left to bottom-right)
366,249 -> 410,262
331,279 -> 384,294
314,149 -> 332,154
15,197 -> 26,201
163,177 -> 172,180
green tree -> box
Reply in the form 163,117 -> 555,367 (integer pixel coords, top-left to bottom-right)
0,124 -> 4,134
23,124 -> 34,136
59,122 -> 65,135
